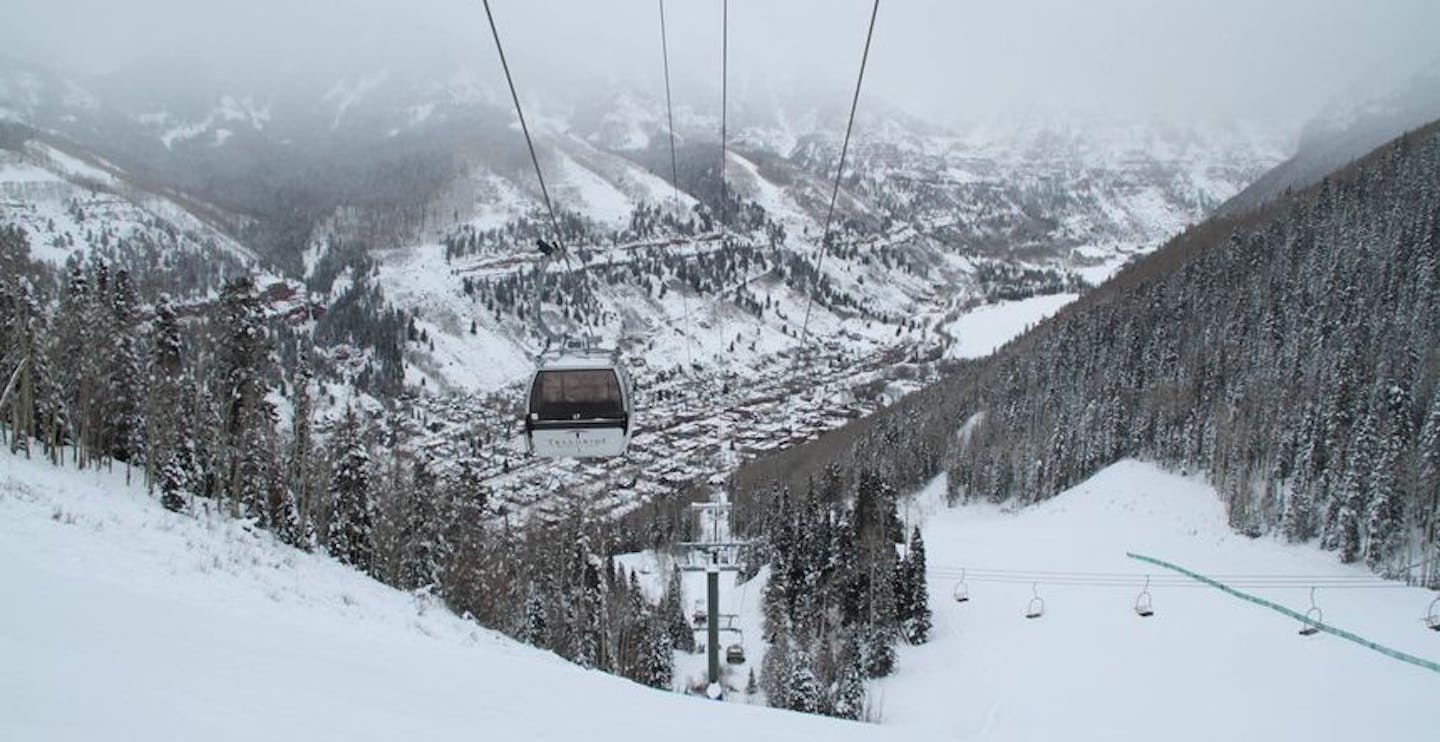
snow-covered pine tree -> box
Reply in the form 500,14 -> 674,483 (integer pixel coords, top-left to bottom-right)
862,622 -> 896,678
105,269 -> 143,471
212,275 -> 270,518
53,260 -> 96,467
759,626 -> 792,708
1330,417 -> 1373,563
1364,434 -> 1402,571
660,567 -> 695,653
784,640 -> 823,714
327,408 -> 376,574
288,352 -> 317,548
828,640 -> 866,721
902,526 -> 932,643
637,612 -> 673,690
145,295 -> 183,494
520,581 -> 549,648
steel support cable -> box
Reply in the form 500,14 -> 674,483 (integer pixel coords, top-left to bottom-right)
659,0 -> 695,371
717,0 -> 731,357
797,0 -> 880,355
481,0 -> 565,253
480,0 -> 574,349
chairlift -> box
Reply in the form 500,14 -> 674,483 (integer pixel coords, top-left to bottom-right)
524,349 -> 634,458
1025,582 -> 1045,619
1134,576 -> 1155,618
953,570 -> 970,603
726,643 -> 746,664
1425,596 -> 1439,632
1298,586 -> 1322,636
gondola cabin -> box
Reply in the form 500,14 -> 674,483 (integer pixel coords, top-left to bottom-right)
524,353 -> 634,458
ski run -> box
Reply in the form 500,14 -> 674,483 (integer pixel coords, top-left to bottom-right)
4,448 -> 1434,741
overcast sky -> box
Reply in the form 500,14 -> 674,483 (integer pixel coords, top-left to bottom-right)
5,0 -> 1438,130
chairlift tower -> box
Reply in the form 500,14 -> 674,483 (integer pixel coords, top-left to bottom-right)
678,497 -> 750,690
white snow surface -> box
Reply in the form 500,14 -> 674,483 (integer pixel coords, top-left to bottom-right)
945,293 -> 1078,359
879,461 -> 1437,740
0,451 -> 885,742
4,445 -> 1434,742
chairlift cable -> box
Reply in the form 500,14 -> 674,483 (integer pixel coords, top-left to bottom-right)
717,0 -> 732,356
480,0 -> 566,255
658,0 -> 696,371
797,0 -> 880,354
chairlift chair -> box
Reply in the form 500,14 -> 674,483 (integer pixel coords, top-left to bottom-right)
1135,576 -> 1155,618
1425,596 -> 1439,632
1298,587 -> 1322,636
725,643 -> 746,664
524,349 -> 634,458
953,570 -> 970,603
1025,582 -> 1045,619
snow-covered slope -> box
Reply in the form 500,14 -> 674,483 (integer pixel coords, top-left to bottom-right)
0,451 -> 886,742
0,133 -> 255,272
614,460 -> 1438,739
879,461 -> 1437,740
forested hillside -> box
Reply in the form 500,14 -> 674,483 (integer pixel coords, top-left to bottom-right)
735,120 -> 1440,586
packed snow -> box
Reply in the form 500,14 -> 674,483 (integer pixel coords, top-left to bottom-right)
616,459 -> 1438,740
877,461 -> 1438,740
944,293 -> 1078,359
0,451 -> 885,742
5,443 -> 1435,742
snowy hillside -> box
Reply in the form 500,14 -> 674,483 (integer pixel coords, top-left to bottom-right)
586,460 -> 1439,739
0,131 -> 257,292
880,462 -> 1437,740
0,451 -> 886,742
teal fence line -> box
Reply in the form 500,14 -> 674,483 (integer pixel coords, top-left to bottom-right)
1125,552 -> 1439,676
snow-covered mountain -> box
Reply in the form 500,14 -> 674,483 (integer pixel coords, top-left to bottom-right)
0,57 -> 1287,375
1219,58 -> 1440,216
0,125 -> 258,295
5,446 -> 1433,741
0,53 -> 1288,522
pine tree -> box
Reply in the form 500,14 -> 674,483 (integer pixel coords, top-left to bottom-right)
784,641 -> 822,713
1364,437 -> 1402,571
759,626 -> 792,708
660,567 -> 695,652
54,260 -> 97,466
399,455 -> 442,590
105,269 -> 143,468
520,582 -> 549,647
288,353 -> 317,548
145,295 -> 184,493
213,276 -> 270,517
862,623 -> 896,678
829,647 -> 866,720
327,408 -> 375,574
637,613 -> 674,690
1330,419 -> 1372,563
902,526 -> 932,644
